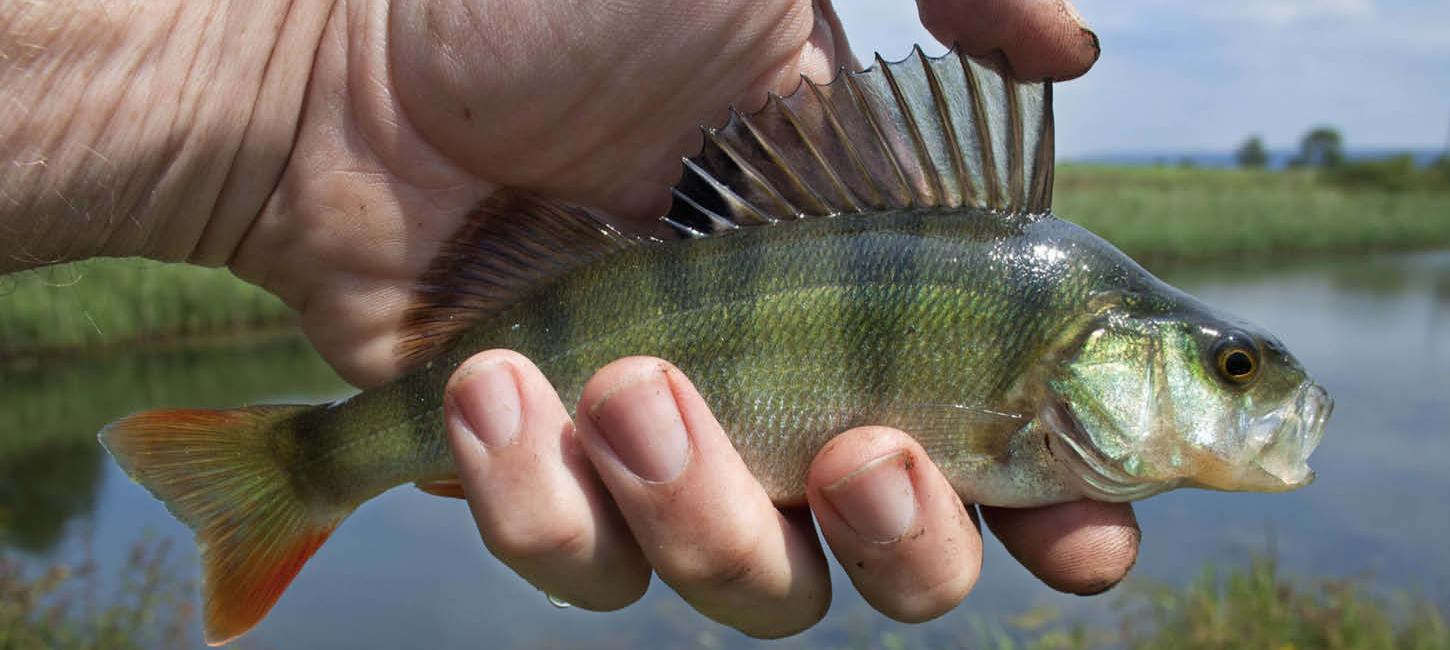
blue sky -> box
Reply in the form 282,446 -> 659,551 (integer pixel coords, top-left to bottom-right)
833,0 -> 1450,158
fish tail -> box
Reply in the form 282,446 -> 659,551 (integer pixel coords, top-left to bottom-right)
100,406 -> 350,646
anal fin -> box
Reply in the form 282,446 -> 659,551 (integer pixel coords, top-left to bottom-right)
415,478 -> 466,500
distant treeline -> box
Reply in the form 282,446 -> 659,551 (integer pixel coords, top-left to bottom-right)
1236,127 -> 1450,191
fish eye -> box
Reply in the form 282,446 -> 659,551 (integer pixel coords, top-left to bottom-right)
1213,334 -> 1260,386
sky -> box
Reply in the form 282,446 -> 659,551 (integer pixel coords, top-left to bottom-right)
832,0 -> 1450,158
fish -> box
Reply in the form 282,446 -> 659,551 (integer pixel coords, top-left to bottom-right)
99,46 -> 1332,645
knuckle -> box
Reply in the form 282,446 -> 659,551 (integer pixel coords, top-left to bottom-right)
486,520 -> 591,563
665,528 -> 765,591
903,574 -> 975,621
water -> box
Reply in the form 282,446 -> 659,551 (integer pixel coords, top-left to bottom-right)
2,251 -> 1447,648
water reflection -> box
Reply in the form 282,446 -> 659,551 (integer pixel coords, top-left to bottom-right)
3,251 -> 1447,648
0,338 -> 348,553
0,436 -> 101,552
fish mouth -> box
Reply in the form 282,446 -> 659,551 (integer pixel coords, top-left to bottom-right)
1039,382 -> 1333,500
1039,397 -> 1176,502
1238,382 -> 1332,491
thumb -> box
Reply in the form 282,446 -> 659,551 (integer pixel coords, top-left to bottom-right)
915,0 -> 1100,81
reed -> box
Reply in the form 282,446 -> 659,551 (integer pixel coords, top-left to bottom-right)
0,259 -> 292,357
1056,165 -> 1450,262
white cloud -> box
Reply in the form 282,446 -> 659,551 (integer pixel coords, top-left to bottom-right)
830,0 -> 1450,156
1224,0 -> 1373,25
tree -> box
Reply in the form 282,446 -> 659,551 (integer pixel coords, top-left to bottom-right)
1289,126 -> 1345,168
1430,153 -> 1450,188
1235,135 -> 1269,168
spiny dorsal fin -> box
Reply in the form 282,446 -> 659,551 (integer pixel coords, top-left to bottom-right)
397,190 -> 632,365
398,46 -> 1052,364
662,45 -> 1054,238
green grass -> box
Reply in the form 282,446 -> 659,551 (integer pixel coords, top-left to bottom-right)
0,259 -> 293,358
3,540 -> 1444,650
1,167 -> 1447,355
1,536 -> 197,650
864,556 -> 1450,650
990,556 -> 1450,650
1055,165 -> 1450,262
1113,557 -> 1450,650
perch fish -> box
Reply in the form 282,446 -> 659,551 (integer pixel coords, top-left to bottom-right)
101,46 -> 1332,645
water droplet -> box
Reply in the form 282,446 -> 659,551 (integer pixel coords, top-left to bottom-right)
545,592 -> 573,609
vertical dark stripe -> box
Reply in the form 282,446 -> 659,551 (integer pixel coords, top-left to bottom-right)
842,213 -> 924,408
683,228 -> 771,440
515,267 -> 581,386
709,231 -> 766,376
649,238 -> 700,315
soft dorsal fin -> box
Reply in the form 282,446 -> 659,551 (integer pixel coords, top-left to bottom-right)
663,45 -> 1054,238
397,191 -> 632,365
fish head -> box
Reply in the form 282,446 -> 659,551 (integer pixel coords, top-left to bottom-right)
1044,299 -> 1332,501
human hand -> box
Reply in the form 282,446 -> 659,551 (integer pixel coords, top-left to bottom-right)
377,0 -> 1120,634
443,352 -> 1139,635
2,0 -> 1119,634
223,0 -> 1101,388
0,0 -> 1107,635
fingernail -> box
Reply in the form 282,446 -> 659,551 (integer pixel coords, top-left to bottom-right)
449,360 -> 521,448
588,367 -> 690,483
823,451 -> 918,543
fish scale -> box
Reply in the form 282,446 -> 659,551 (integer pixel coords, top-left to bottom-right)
323,209 -> 1094,502
99,47 -> 1330,645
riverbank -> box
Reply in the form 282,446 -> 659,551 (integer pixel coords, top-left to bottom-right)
3,539 -> 1444,650
1056,165 -> 1450,262
2,166 -> 1447,357
0,260 -> 294,361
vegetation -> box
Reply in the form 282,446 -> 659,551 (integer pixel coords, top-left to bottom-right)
1232,124 -> 1450,192
1234,135 -> 1269,169
990,556 -> 1450,650
0,259 -> 293,360
1323,153 -> 1450,192
3,538 -> 1444,650
1123,564 -> 1449,650
0,537 -> 196,650
1054,165 -> 1450,263
1289,126 -> 1347,169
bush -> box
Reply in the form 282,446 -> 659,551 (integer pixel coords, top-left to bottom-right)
1324,154 -> 1450,192
0,536 -> 196,650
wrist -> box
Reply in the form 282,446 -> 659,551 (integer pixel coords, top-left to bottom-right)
0,0 -> 334,273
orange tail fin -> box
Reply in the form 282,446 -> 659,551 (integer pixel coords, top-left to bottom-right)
100,406 -> 353,646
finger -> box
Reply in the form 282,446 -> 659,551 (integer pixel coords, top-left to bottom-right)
574,357 -> 831,638
796,0 -> 862,81
807,427 -> 981,623
915,0 -> 1100,81
445,350 -> 650,610
981,500 -> 1140,595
